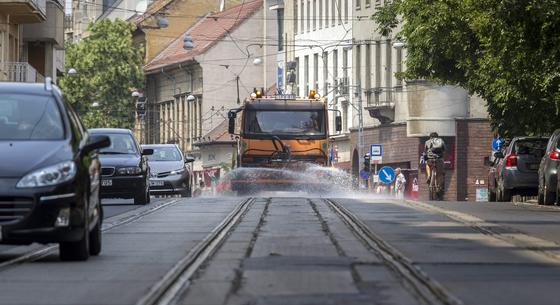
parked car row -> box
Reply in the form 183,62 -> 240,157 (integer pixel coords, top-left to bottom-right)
0,79 -> 194,261
487,133 -> 560,205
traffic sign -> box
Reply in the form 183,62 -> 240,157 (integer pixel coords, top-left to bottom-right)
359,169 -> 370,180
492,137 -> 503,152
370,144 -> 382,163
378,166 -> 396,185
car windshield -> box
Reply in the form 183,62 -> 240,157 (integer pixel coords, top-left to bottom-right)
0,94 -> 64,140
513,139 -> 547,156
99,134 -> 138,154
146,146 -> 182,161
244,110 -> 325,136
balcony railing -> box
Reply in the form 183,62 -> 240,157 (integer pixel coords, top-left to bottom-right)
2,62 -> 45,83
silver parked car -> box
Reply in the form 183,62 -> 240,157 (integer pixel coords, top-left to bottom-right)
142,144 -> 195,197
490,136 -> 548,201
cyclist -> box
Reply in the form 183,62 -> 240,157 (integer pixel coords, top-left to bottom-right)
422,132 -> 446,196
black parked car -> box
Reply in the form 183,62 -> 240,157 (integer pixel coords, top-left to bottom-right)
142,144 -> 195,197
538,129 -> 560,205
89,129 -> 152,205
0,79 -> 110,261
488,136 -> 548,202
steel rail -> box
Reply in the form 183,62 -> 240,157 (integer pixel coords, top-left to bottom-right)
136,197 -> 255,305
324,199 -> 463,305
0,198 -> 182,272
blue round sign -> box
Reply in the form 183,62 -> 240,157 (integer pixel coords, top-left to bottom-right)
378,166 -> 396,185
359,169 -> 370,180
492,137 -> 503,152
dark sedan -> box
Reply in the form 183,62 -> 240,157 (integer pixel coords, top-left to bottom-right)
89,129 -> 152,205
0,79 -> 110,261
142,144 -> 195,197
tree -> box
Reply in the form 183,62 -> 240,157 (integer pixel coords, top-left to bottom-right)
60,19 -> 144,129
373,0 -> 560,136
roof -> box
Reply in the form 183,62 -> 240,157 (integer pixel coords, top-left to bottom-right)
0,82 -> 53,95
194,119 -> 235,147
133,0 -> 175,26
144,0 -> 263,72
89,128 -> 133,134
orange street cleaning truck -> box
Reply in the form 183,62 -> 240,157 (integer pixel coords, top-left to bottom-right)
227,89 -> 342,194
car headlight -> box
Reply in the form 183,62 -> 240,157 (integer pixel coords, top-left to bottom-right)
117,167 -> 142,176
16,161 -> 77,188
170,168 -> 186,175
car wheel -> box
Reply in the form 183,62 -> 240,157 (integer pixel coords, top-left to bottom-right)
501,187 -> 512,202
544,187 -> 555,205
538,188 -> 544,205
60,208 -> 90,261
488,188 -> 496,202
134,189 -> 149,205
89,205 -> 102,256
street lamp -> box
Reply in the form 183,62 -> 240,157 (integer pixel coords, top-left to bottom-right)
91,101 -> 100,108
392,41 -> 405,49
156,14 -> 169,28
186,94 -> 196,102
252,58 -> 262,65
131,91 -> 141,98
183,34 -> 194,50
67,68 -> 78,77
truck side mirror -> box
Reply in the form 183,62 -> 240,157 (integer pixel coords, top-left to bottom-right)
228,111 -> 237,134
335,116 -> 342,132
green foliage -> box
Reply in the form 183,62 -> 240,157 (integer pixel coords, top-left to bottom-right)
373,0 -> 560,137
59,19 -> 144,129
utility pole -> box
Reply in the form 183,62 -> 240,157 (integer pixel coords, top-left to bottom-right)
356,83 -> 364,188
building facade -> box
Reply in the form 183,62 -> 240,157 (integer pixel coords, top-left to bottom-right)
142,0 -> 277,173
348,0 -> 493,200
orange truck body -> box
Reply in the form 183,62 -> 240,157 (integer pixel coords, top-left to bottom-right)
227,95 -> 334,193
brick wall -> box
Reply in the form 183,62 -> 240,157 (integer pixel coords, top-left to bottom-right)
455,119 -> 493,201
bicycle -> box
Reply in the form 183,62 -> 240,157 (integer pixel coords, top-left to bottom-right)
427,158 -> 445,201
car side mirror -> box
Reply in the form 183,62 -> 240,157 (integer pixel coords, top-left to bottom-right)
335,116 -> 342,132
83,135 -> 110,153
494,151 -> 504,159
185,156 -> 195,163
142,148 -> 154,156
228,111 -> 237,134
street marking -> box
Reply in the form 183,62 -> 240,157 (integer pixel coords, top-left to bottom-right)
403,200 -> 560,264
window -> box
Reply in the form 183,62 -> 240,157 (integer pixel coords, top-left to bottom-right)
343,48 -> 348,79
301,0 -> 305,34
245,110 -> 325,136
375,41 -> 381,88
344,0 -> 349,22
99,134 -> 138,155
304,55 -> 309,95
356,0 -> 361,10
294,1 -> 298,34
295,57 -> 300,96
365,44 -> 371,104
332,0 -> 336,26
322,51 -> 328,96
277,9 -> 284,51
319,0 -> 323,29
147,146 -> 182,161
356,45 -> 361,86
385,40 -> 392,89
0,94 -> 64,140
396,46 -> 402,86
307,0 -> 310,32
325,0 -> 329,28
313,0 -> 316,31
333,49 -> 338,81
314,53 -> 319,92
366,0 -> 370,7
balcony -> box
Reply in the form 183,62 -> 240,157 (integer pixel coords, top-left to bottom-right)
0,0 -> 47,23
2,62 -> 45,83
364,88 -> 395,124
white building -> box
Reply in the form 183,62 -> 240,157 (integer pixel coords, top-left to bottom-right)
285,0 -> 354,169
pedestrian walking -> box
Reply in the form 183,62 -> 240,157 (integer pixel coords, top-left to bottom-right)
395,168 -> 406,199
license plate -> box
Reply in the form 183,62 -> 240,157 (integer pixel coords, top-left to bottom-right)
150,180 -> 164,186
102,179 -> 112,187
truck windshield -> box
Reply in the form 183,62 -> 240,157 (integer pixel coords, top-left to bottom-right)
245,110 -> 325,136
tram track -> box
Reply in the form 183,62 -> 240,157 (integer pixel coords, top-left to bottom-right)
323,198 -> 463,305
0,197 -> 182,272
136,197 -> 255,305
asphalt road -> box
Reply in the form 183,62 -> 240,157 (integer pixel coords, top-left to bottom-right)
2,195 -> 560,305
